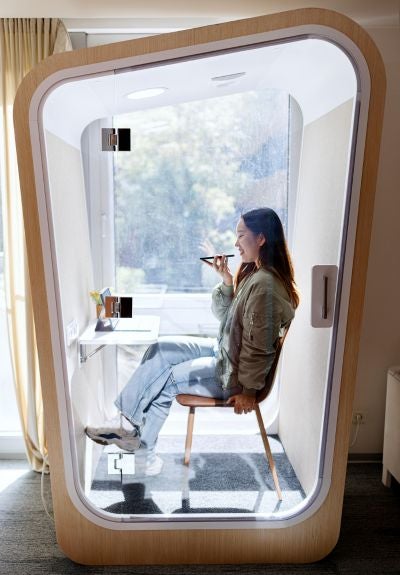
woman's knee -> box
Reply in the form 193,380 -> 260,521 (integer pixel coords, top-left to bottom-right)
143,341 -> 161,360
144,338 -> 181,361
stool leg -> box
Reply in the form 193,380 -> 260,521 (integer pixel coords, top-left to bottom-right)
255,405 -> 283,501
184,406 -> 195,465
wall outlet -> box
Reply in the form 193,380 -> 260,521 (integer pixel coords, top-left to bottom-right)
66,319 -> 79,347
352,411 -> 367,424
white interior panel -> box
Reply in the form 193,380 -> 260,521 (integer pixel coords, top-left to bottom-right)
279,98 -> 355,494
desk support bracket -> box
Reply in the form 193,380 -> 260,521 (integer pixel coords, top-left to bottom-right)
80,344 -> 106,364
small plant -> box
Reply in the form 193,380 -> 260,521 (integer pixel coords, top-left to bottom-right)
89,290 -> 102,305
90,290 -> 103,318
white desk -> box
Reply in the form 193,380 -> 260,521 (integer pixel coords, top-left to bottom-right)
79,315 -> 160,363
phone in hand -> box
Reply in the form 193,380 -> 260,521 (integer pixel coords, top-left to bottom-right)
200,254 -> 235,262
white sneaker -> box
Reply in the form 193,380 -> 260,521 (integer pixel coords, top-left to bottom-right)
135,452 -> 164,477
85,426 -> 140,452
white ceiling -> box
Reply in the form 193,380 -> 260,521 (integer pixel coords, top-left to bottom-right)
43,38 -> 357,149
0,0 -> 399,27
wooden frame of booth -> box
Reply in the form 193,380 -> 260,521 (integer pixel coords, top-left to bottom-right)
13,8 -> 385,565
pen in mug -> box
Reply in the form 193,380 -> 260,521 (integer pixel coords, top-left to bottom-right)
200,254 -> 235,261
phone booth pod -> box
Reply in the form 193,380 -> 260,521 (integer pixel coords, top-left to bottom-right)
13,8 -> 385,565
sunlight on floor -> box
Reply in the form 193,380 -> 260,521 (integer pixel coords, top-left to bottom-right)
86,435 -> 305,516
0,464 -> 30,494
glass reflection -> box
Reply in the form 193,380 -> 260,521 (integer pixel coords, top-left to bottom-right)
42,37 -> 357,520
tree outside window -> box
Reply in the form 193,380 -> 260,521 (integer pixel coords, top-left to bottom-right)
114,89 -> 289,293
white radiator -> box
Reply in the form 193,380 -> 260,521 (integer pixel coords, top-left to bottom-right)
382,367 -> 400,486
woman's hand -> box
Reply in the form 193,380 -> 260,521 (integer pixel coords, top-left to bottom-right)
226,393 -> 256,414
208,254 -> 233,286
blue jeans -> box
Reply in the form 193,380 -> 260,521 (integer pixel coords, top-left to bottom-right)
115,336 -> 240,453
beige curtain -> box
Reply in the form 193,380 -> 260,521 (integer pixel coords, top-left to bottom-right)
0,19 -> 72,472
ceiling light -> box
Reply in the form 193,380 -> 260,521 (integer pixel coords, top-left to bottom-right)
211,72 -> 246,82
126,87 -> 168,100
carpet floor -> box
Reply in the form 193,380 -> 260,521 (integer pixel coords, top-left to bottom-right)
0,458 -> 399,574
88,435 -> 304,515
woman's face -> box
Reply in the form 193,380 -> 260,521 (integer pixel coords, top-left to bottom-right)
235,218 -> 265,263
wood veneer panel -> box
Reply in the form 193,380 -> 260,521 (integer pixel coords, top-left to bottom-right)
13,8 -> 385,564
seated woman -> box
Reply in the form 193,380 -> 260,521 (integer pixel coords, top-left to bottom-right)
86,207 -> 299,476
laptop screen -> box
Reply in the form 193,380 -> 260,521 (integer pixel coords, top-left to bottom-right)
100,287 -> 111,306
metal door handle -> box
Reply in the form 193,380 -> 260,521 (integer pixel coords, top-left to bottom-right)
323,275 -> 328,319
311,265 -> 338,327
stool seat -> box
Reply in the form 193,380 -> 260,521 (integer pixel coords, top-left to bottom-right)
176,395 -> 227,408
175,325 -> 291,502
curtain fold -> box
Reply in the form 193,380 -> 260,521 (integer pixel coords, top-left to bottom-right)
0,19 -> 72,472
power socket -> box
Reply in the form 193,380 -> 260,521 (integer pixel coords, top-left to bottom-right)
352,411 -> 367,424
66,319 -> 79,347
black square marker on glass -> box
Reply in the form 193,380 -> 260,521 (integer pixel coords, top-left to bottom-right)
117,128 -> 131,151
101,128 -> 131,151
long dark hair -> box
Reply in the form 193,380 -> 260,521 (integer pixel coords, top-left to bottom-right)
234,208 -> 300,309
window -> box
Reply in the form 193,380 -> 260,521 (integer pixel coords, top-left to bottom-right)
113,90 -> 289,299
0,172 -> 20,437
110,90 -> 291,350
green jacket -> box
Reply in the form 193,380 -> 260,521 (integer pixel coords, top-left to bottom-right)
212,268 -> 295,396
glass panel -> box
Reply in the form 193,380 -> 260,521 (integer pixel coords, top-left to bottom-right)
41,37 -> 358,522
111,89 -> 290,457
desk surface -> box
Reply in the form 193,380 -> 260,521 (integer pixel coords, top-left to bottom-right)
79,315 -> 160,346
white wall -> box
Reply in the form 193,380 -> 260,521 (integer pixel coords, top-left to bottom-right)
350,26 -> 400,454
45,131 -> 105,481
2,0 -> 398,26
279,99 -> 354,494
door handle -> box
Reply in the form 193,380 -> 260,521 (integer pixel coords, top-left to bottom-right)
311,265 -> 338,327
323,275 -> 328,319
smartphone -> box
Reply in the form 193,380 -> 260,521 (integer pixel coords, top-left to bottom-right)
200,254 -> 235,262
